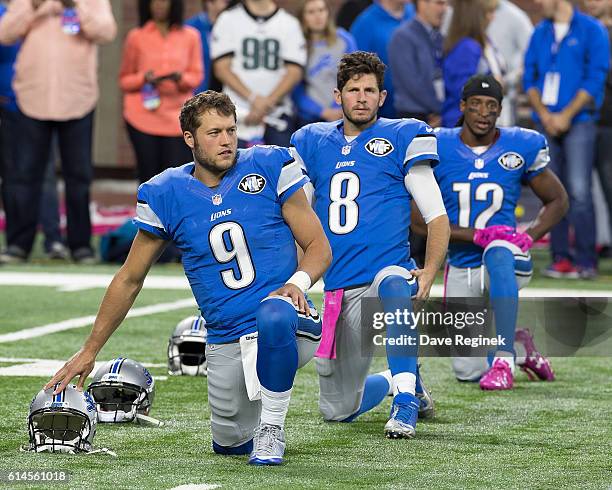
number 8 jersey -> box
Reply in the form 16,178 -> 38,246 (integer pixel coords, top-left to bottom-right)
434,127 -> 550,268
290,118 -> 439,291
133,146 -> 308,344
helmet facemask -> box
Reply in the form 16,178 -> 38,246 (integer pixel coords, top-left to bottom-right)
28,408 -> 94,453
168,336 -> 207,376
88,382 -> 151,423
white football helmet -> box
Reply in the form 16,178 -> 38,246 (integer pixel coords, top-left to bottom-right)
28,384 -> 97,453
87,358 -> 155,423
168,315 -> 207,376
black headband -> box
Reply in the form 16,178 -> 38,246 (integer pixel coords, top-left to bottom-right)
461,74 -> 503,103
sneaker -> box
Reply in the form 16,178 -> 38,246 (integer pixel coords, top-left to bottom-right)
479,358 -> 513,390
72,247 -> 97,265
577,266 -> 598,280
46,242 -> 69,260
515,328 -> 555,381
416,367 -> 435,419
248,424 -> 285,466
542,258 -> 579,279
384,392 -> 419,439
0,245 -> 27,264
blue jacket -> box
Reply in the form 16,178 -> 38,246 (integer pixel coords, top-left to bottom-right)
185,12 -> 213,93
442,37 -> 485,127
351,2 -> 414,118
388,18 -> 443,116
0,4 -> 20,112
523,8 -> 610,123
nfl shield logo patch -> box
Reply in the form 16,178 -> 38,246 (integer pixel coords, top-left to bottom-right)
341,145 -> 351,156
212,194 -> 223,206
475,158 -> 485,169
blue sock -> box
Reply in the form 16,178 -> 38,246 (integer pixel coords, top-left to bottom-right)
378,275 -> 418,378
256,298 -> 298,392
415,365 -> 423,394
212,439 -> 253,455
342,373 -> 390,422
484,246 -> 518,357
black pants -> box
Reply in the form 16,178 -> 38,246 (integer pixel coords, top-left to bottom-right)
3,110 -> 94,255
126,123 -> 193,184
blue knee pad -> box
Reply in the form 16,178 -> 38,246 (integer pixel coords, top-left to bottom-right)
378,275 -> 417,377
256,297 -> 298,392
256,297 -> 298,347
213,439 -> 253,455
483,246 -> 518,355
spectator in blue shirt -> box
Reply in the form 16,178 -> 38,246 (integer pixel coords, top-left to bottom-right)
350,0 -> 415,118
441,0 -> 505,128
524,0 -> 610,279
185,0 -> 229,93
388,0 -> 448,127
294,0 -> 357,126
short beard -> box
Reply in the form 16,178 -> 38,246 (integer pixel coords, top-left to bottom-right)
193,140 -> 236,177
342,101 -> 378,129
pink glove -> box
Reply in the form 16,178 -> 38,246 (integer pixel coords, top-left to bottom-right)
474,225 -> 534,253
473,225 -> 514,249
507,231 -> 534,252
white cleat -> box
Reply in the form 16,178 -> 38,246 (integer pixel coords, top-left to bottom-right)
248,423 -> 286,465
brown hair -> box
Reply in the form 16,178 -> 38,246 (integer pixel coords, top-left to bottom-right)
443,0 -> 495,54
179,90 -> 237,134
297,0 -> 337,51
336,51 -> 386,92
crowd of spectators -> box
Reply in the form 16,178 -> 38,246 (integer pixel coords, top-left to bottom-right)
0,0 -> 610,278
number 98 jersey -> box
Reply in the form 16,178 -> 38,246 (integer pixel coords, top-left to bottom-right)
133,146 -> 308,344
434,127 -> 550,268
291,118 -> 439,291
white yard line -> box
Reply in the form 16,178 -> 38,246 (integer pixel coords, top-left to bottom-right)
0,298 -> 197,343
0,358 -> 168,378
0,271 -> 610,296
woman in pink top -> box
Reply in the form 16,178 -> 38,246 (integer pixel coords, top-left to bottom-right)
120,0 -> 203,183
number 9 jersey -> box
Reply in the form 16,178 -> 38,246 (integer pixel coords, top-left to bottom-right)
133,146 -> 309,344
290,118 -> 439,291
434,127 -> 550,268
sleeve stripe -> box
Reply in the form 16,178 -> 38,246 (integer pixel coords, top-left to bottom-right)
136,202 -> 166,231
282,158 -> 296,168
527,148 -> 550,172
404,135 -> 437,164
212,51 -> 234,62
404,152 -> 439,165
288,146 -> 307,172
134,216 -> 165,229
278,173 -> 305,196
413,133 -> 436,138
278,160 -> 303,194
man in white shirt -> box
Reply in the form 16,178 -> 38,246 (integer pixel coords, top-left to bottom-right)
211,0 -> 306,147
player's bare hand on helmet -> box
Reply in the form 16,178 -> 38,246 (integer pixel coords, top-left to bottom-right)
268,284 -> 310,316
44,348 -> 97,394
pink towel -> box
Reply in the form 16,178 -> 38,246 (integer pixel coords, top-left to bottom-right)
315,289 -> 344,359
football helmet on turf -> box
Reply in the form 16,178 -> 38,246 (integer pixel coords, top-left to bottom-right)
87,358 -> 155,423
168,315 -> 208,376
28,384 -> 97,453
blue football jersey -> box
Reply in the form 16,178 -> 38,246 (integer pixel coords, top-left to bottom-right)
291,118 -> 439,290
434,127 -> 549,268
133,146 -> 309,343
